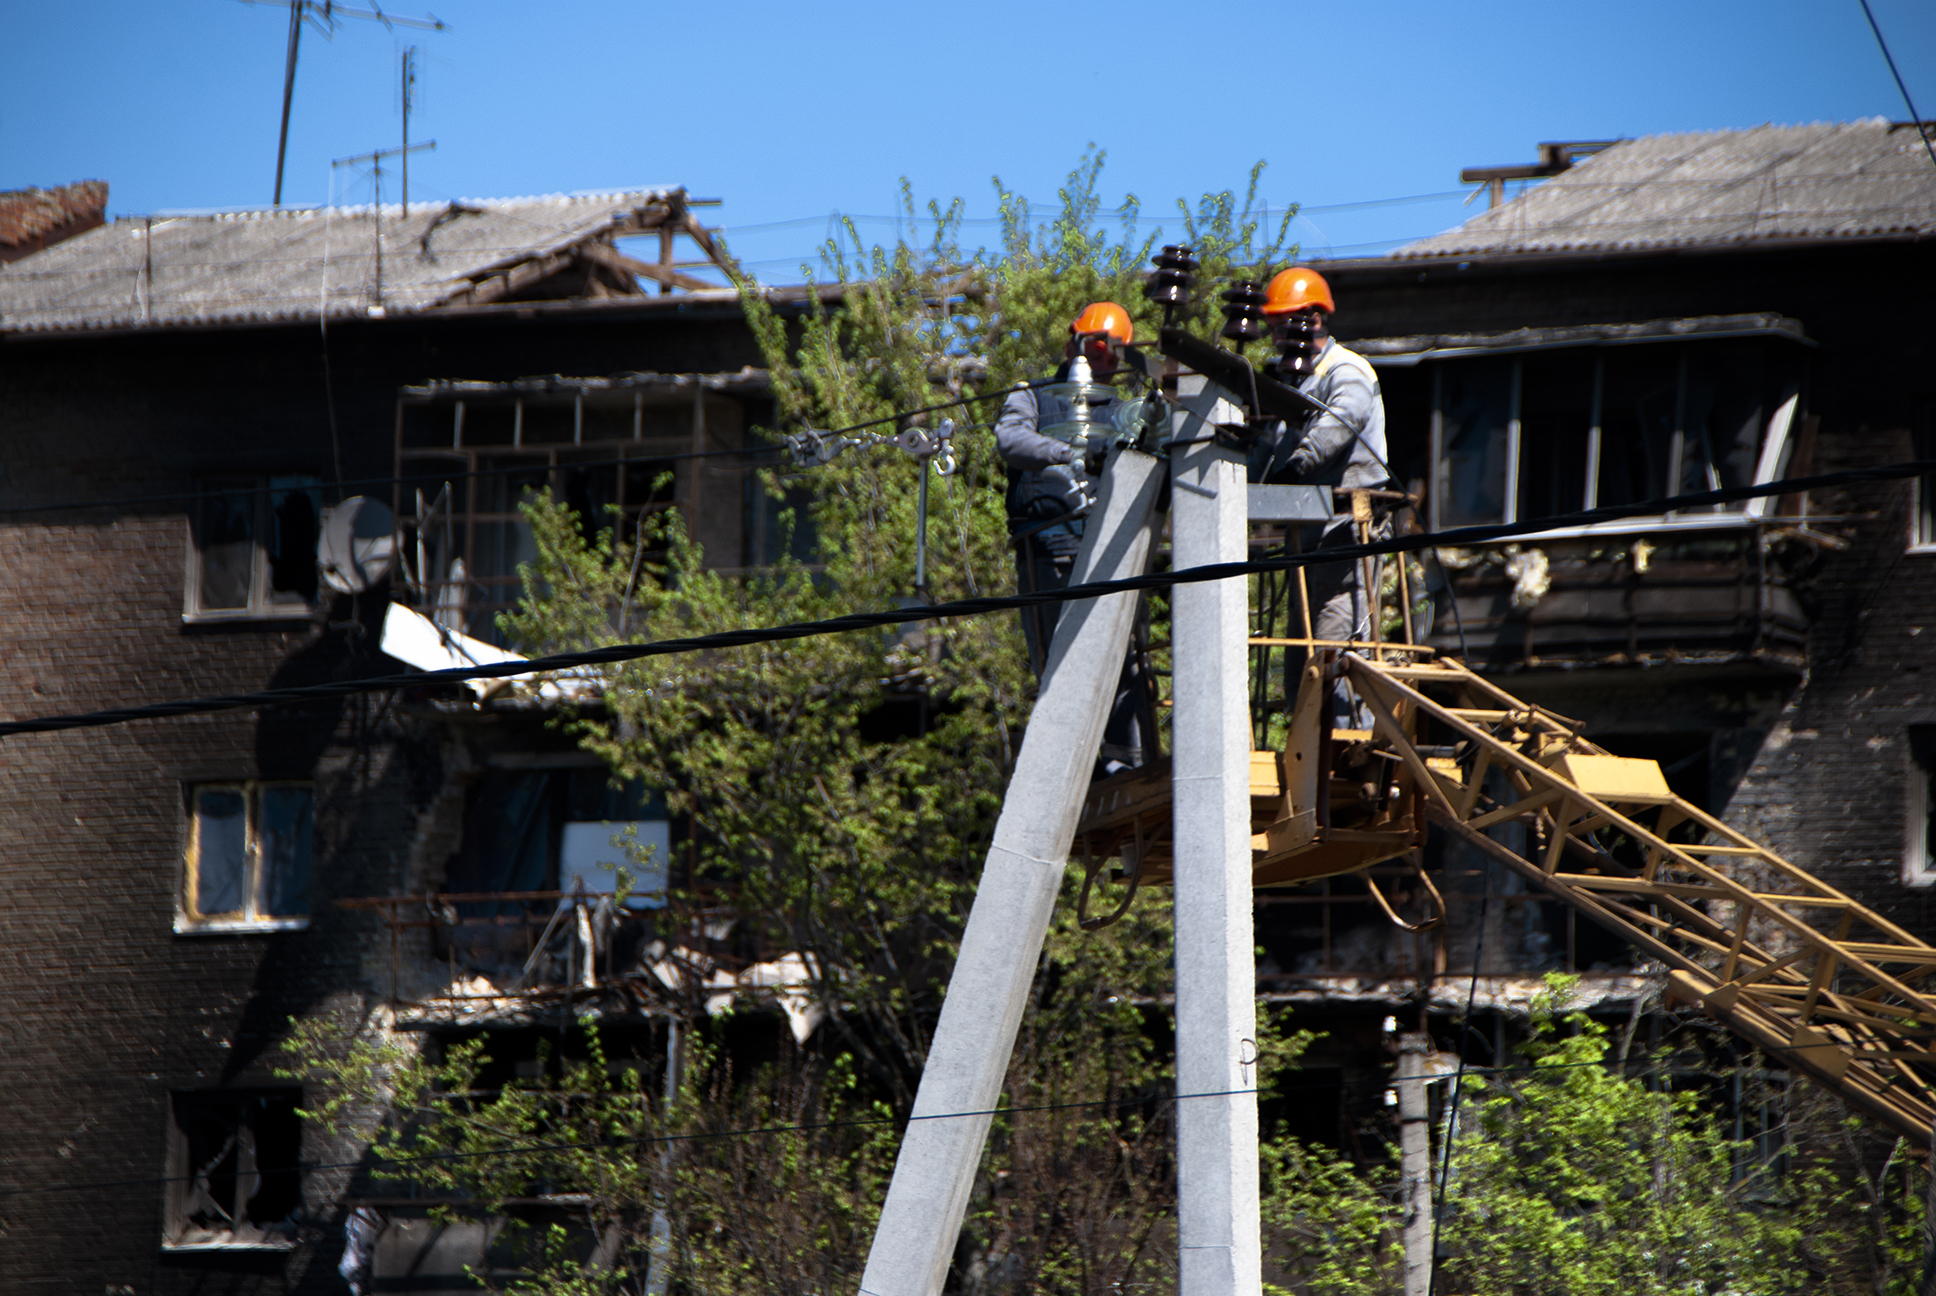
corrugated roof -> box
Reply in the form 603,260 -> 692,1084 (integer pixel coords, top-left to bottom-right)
0,188 -> 708,334
1393,119 -> 1936,259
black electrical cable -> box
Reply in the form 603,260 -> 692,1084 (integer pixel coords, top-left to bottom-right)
0,459 -> 1926,741
1858,0 -> 1936,176
0,379 -> 1053,520
1427,873 -> 1488,1296
0,1056 -> 1698,1202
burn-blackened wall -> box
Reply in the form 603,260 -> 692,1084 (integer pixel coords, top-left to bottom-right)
0,300 -> 773,1290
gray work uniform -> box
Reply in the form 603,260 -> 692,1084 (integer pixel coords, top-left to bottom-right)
995,380 -> 1112,563
994,374 -> 1150,773
995,375 -> 1116,671
1257,339 -> 1391,725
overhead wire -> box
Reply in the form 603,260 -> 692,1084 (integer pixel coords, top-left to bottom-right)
0,459 -> 1928,741
0,379 -> 1055,520
0,1055 -> 1735,1202
1857,0 -> 1936,176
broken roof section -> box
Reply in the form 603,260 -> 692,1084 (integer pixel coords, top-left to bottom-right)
0,180 -> 109,264
1395,118 -> 1936,259
0,186 -> 740,334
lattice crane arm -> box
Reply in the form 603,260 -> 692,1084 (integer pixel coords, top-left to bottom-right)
1343,654 -> 1936,1145
1075,646 -> 1936,1144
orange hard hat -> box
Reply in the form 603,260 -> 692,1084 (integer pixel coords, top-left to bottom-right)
1262,267 -> 1335,316
1070,301 -> 1134,345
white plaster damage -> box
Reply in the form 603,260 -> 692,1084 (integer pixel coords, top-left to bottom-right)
379,603 -> 601,703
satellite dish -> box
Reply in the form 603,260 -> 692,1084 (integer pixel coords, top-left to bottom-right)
318,496 -> 397,594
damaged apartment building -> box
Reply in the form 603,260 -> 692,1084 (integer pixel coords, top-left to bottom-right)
0,182 -> 819,1291
1,116 -> 1935,1290
1243,119 -> 1936,1149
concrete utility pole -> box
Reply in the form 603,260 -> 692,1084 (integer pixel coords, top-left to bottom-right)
1168,375 -> 1262,1295
860,443 -> 1165,1296
1397,1032 -> 1434,1296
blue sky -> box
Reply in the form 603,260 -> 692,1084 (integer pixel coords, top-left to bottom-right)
4,0 -> 1933,281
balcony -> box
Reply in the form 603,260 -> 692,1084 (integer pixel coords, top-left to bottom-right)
1424,515 -> 1817,672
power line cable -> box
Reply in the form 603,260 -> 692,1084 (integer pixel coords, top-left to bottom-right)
0,459 -> 1926,741
0,1055 -> 1723,1201
1428,862 -> 1488,1296
1858,0 -> 1936,176
0,379 -> 1054,520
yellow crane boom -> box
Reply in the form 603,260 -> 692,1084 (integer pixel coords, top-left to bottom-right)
1079,647 -> 1936,1144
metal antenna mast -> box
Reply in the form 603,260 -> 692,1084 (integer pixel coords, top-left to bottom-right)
333,141 -> 435,309
240,0 -> 448,207
400,46 -> 418,216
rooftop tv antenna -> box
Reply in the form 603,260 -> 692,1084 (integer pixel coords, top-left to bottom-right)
238,0 -> 449,207
332,140 -> 435,308
400,46 -> 418,215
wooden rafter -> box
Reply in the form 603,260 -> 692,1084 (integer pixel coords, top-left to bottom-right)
438,189 -> 736,309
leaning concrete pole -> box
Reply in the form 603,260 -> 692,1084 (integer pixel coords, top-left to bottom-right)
859,444 -> 1165,1296
1168,377 -> 1263,1295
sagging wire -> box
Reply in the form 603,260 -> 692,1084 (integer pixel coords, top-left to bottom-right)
0,381 -> 1055,521
1,1056 -> 1721,1202
0,459 -> 1929,741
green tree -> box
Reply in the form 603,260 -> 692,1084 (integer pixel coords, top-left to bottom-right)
1438,976 -> 1830,1296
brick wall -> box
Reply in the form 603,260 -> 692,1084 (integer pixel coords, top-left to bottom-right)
0,304 -> 770,1290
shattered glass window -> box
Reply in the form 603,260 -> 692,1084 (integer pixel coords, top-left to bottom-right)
266,478 -> 322,605
166,1090 -> 302,1249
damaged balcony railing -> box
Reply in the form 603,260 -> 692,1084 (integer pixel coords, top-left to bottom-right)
337,888 -> 829,1038
1254,860 -> 1646,985
338,884 -> 693,1016
1423,515 -> 1832,670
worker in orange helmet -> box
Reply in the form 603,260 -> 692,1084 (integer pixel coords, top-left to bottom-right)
1258,266 -> 1392,726
995,300 -> 1155,773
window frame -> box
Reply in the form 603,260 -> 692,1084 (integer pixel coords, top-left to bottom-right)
162,1088 -> 303,1251
177,780 -> 314,934
1911,399 -> 1936,555
1907,726 -> 1936,888
183,475 -> 324,623
1414,333 -> 1809,537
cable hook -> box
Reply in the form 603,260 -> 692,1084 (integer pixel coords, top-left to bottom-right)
1365,854 -> 1445,933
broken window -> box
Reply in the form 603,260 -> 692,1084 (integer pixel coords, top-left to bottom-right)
186,476 -> 323,619
435,767 -> 673,989
1427,338 -> 1805,528
445,768 -> 670,915
1914,399 -> 1935,551
179,782 -> 313,931
1908,726 -> 1936,886
163,1089 -> 302,1250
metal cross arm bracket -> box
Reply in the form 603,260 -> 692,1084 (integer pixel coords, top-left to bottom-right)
1157,326 -> 1346,425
